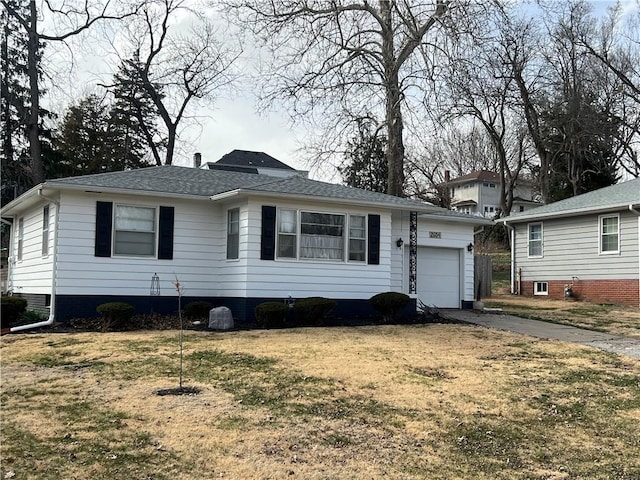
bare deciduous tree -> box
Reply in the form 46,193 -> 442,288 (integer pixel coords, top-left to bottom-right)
1,0 -> 141,184
224,0 -> 473,197
113,0 -> 241,165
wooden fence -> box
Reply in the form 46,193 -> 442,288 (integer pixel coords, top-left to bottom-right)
474,255 -> 492,300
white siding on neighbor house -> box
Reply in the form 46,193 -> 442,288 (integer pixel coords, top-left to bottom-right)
390,211 -> 476,302
514,210 -> 640,281
241,197 -> 392,300
55,191 -> 224,297
10,201 -> 55,295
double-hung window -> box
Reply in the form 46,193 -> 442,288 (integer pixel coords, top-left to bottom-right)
348,215 -> 366,262
114,205 -> 156,256
277,210 -> 297,258
600,215 -> 619,254
17,217 -> 24,261
300,212 -> 345,260
42,205 -> 50,256
227,208 -> 239,259
528,223 -> 543,257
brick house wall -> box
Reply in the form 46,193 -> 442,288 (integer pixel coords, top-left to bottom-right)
520,279 -> 639,307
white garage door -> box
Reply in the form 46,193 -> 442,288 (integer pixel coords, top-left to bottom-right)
415,247 -> 461,308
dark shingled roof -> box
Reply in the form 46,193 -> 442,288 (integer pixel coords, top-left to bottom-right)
445,170 -> 500,185
43,165 -> 446,212
215,150 -> 296,171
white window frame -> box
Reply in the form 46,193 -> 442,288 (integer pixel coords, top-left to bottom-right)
299,210 -> 346,261
534,281 -> 548,296
226,208 -> 240,260
483,205 -> 497,217
528,222 -> 543,258
482,182 -> 496,188
277,209 -> 298,259
348,214 -> 366,262
17,217 -> 24,261
42,205 -> 50,257
113,204 -> 157,257
599,214 -> 620,255
276,209 -> 368,263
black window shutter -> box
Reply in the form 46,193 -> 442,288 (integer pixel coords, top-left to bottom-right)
95,201 -> 113,257
261,206 -> 276,260
368,214 -> 380,265
158,206 -> 175,260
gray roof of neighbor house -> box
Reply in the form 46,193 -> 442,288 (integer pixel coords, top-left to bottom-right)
502,177 -> 640,223
1,165 -> 491,224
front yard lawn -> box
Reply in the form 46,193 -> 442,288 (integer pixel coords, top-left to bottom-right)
2,325 -> 639,479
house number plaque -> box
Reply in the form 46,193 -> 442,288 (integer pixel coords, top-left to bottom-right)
429,231 -> 442,239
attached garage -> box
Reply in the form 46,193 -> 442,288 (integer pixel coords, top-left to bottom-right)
412,247 -> 463,308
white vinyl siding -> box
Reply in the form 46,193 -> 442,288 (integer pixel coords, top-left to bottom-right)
226,208 -> 239,259
528,223 -> 543,257
599,214 -> 619,254
513,211 -> 639,282
42,205 -> 50,256
114,205 -> 156,257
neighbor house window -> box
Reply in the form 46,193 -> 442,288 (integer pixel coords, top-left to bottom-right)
348,215 -> 366,262
226,208 -> 239,259
600,214 -> 619,254
534,282 -> 548,295
528,223 -> 543,257
300,212 -> 345,260
483,182 -> 496,188
277,209 -> 297,258
17,217 -> 24,261
484,205 -> 497,217
42,205 -> 50,256
114,205 -> 156,256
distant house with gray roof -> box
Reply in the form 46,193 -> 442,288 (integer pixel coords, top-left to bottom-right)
1,153 -> 491,332
502,178 -> 640,307
200,149 -> 308,178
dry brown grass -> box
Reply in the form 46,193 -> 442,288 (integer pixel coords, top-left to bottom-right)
2,325 -> 640,479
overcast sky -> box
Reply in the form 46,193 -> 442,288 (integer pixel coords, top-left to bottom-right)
40,0 -> 634,182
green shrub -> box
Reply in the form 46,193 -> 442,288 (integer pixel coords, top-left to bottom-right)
370,292 -> 411,323
184,301 -> 212,319
255,302 -> 288,329
96,302 -> 135,332
20,310 -> 46,323
1,296 -> 28,328
294,297 -> 336,326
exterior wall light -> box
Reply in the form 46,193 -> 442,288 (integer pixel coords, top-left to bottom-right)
467,243 -> 474,253
396,238 -> 404,248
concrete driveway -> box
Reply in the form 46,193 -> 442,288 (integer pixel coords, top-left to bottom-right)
443,309 -> 640,360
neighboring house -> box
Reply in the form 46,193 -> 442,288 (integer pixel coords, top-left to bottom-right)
199,149 -> 309,178
444,170 -> 540,217
1,159 -> 491,330
502,178 -> 640,307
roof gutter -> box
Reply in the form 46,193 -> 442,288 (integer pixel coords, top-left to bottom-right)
502,203 -> 633,224
9,189 -> 59,333
209,189 -> 444,214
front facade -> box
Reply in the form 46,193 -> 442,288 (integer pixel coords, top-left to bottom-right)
2,165 -> 490,328
503,178 -> 640,307
446,170 -> 540,217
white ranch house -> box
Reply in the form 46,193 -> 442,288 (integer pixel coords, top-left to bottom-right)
2,157 -> 491,330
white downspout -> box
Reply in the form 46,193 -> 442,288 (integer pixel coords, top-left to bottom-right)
629,204 -> 640,308
503,220 -> 516,295
10,190 -> 59,332
1,218 -> 14,295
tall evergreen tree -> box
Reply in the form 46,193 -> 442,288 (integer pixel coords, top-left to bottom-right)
339,120 -> 388,194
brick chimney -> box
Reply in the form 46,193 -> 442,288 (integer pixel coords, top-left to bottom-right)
193,152 -> 202,168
